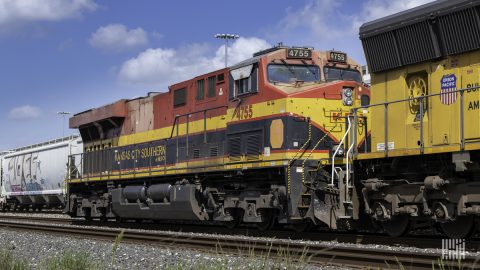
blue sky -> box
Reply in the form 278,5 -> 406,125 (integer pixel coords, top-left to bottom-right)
0,0 -> 434,150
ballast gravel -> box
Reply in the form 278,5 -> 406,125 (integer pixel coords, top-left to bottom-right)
0,228 -> 345,270
0,213 -> 479,269
0,211 -> 68,219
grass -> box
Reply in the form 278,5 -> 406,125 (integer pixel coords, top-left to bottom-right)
1,229 -> 470,270
0,249 -> 28,270
39,250 -> 100,270
111,229 -> 125,267
164,240 -> 312,270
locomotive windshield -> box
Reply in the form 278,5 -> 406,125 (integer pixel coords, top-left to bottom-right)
324,67 -> 362,83
268,64 -> 320,83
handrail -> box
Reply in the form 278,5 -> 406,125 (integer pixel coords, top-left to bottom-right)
345,115 -> 356,189
301,132 -> 329,184
331,116 -> 351,187
349,84 -> 480,156
354,85 -> 479,110
169,105 -> 228,139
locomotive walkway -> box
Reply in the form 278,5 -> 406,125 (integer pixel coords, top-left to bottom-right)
0,215 -> 478,269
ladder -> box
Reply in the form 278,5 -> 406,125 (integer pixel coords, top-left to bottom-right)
331,115 -> 357,218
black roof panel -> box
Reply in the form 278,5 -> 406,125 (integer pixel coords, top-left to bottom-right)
360,0 -> 480,73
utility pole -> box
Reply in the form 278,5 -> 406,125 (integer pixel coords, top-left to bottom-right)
57,111 -> 71,138
214,34 -> 240,67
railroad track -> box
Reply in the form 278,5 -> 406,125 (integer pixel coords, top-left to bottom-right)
0,215 -> 479,251
0,216 -> 478,269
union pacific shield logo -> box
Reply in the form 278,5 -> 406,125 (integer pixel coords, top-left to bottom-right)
440,74 -> 457,105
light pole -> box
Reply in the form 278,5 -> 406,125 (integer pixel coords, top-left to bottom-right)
214,34 -> 240,67
57,111 -> 71,138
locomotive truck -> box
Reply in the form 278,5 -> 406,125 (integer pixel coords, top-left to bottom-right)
65,46 -> 370,231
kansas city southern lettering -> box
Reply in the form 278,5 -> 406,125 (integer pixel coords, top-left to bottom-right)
114,145 -> 166,162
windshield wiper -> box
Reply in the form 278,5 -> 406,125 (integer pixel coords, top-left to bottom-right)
340,69 -> 345,80
301,60 -> 318,81
280,60 -> 296,77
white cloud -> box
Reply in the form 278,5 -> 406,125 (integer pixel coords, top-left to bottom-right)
280,0 -> 343,39
0,0 -> 97,26
361,0 -> 435,22
8,105 -> 41,120
118,37 -> 270,89
275,0 -> 436,64
89,24 -> 149,52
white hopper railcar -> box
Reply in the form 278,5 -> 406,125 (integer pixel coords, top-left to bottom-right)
0,135 -> 82,210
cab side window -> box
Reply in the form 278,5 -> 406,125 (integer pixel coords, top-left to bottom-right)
173,88 -> 187,107
207,76 -> 216,98
196,79 -> 205,101
229,63 -> 258,99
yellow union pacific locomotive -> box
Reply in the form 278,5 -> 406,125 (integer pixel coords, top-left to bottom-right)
344,0 -> 480,238
66,45 -> 369,231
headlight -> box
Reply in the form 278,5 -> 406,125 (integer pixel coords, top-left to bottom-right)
342,87 -> 354,106
332,145 -> 344,157
343,88 -> 353,97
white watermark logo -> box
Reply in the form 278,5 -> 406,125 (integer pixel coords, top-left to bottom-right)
442,239 -> 465,260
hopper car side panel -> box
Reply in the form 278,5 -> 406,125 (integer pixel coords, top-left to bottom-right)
0,136 -> 82,209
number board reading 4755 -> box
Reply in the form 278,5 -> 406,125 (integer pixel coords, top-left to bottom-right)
286,48 -> 312,59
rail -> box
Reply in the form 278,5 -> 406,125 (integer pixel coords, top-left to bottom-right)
0,216 -> 478,269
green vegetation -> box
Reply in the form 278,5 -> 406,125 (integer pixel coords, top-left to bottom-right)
0,249 -> 28,270
0,234 -> 468,270
164,241 -> 312,270
111,229 -> 125,267
40,250 -> 100,270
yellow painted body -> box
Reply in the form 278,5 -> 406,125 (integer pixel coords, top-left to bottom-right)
68,94 -> 368,183
358,51 -> 480,160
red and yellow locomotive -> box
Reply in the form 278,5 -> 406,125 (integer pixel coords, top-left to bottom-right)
66,45 -> 369,230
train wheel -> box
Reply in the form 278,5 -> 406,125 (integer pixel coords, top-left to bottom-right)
256,209 -> 275,231
224,210 -> 241,229
439,216 -> 475,239
381,216 -> 410,237
225,218 -> 241,229
83,208 -> 92,222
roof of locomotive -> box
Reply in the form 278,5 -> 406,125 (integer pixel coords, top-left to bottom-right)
360,0 -> 477,38
359,0 -> 480,73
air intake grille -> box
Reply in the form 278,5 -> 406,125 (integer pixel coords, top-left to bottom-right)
360,1 -> 480,73
363,32 -> 401,72
228,137 -> 241,161
193,149 -> 200,159
210,146 -> 219,157
246,134 -> 261,160
438,7 -> 480,55
396,21 -> 438,65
